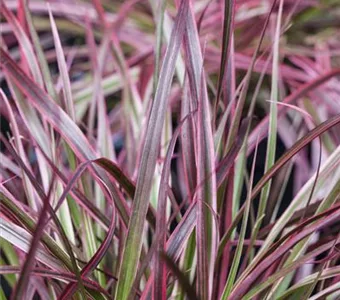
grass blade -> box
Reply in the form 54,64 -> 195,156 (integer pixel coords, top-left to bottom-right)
48,5 -> 75,120
221,138 -> 259,299
11,177 -> 58,300
184,5 -> 217,298
115,1 -> 189,298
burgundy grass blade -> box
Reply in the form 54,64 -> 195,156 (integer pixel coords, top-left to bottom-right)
94,158 -> 136,198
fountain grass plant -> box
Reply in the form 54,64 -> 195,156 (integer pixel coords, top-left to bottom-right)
0,0 -> 340,299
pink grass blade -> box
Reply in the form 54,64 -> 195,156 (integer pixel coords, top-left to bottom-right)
228,118 -> 340,292
115,2 -> 189,298
27,144 -> 111,229
23,1 -> 57,101
229,113 -> 340,230
216,114 -> 340,279
180,82 -> 197,195
184,4 -> 217,298
48,6 -> 75,120
250,114 -> 340,201
243,239 -> 339,300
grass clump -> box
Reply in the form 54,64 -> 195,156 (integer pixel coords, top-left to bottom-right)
1,0 -> 340,299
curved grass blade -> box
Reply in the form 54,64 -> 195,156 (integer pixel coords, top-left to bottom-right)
250,114 -> 340,201
94,158 -> 136,198
247,69 -> 340,155
216,115 -> 340,272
